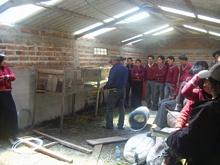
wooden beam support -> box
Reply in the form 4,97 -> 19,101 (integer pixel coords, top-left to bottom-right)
33,130 -> 93,154
185,0 -> 198,18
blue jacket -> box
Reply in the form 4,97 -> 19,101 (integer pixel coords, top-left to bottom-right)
104,63 -> 128,90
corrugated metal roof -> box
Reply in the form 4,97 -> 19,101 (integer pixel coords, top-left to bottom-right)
0,0 -> 219,47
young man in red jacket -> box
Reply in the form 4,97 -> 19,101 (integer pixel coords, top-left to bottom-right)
154,55 -> 168,110
145,55 -> 158,110
164,56 -> 179,99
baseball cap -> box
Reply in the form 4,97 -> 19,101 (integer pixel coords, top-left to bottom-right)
198,63 -> 220,82
119,56 -> 126,61
109,56 -> 120,63
0,54 -> 5,57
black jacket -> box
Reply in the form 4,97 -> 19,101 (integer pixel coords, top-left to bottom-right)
167,97 -> 220,165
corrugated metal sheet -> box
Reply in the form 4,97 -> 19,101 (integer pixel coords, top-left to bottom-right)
0,0 -> 219,47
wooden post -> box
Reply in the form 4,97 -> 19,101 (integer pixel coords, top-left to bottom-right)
33,130 -> 92,154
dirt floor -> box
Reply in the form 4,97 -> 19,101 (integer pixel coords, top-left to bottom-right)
0,103 -> 156,165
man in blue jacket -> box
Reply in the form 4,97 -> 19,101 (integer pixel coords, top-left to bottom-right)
167,63 -> 220,165
102,56 -> 128,129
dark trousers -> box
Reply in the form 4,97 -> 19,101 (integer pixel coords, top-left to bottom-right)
0,91 -> 18,138
131,81 -> 143,108
125,81 -> 131,106
106,88 -> 125,128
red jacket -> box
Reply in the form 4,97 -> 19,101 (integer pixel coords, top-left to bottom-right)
0,66 -> 16,91
179,63 -> 193,83
145,63 -> 157,81
165,65 -> 179,87
172,63 -> 193,97
155,63 -> 168,83
175,75 -> 212,128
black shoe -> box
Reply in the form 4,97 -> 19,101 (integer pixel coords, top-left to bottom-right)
102,125 -> 113,129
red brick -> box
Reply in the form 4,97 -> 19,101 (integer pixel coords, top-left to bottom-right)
20,27 -> 30,33
19,56 -> 29,60
31,30 -> 39,35
55,33 -> 62,38
30,57 -> 39,61
17,46 -> 28,50
0,45 -> 6,49
7,45 -> 16,50
5,51 -> 15,55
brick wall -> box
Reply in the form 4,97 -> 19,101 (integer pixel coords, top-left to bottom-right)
0,25 -> 75,68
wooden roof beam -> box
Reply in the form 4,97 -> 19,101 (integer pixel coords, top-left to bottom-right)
185,0 -> 198,18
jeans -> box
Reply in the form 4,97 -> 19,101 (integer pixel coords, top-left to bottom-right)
106,88 -> 125,128
146,80 -> 156,109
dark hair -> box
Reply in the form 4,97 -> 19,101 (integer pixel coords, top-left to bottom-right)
0,56 -> 4,63
189,61 -> 208,76
147,55 -> 154,59
167,55 -> 175,61
127,57 -> 132,61
209,77 -> 220,96
136,58 -> 141,63
179,54 -> 188,61
212,50 -> 220,58
157,55 -> 165,61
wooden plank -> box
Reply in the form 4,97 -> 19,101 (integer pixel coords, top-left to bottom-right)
89,144 -> 103,165
20,138 -> 73,163
38,69 -> 64,75
33,130 -> 92,154
86,134 -> 135,146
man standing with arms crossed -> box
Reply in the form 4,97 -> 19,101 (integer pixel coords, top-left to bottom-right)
164,56 -> 179,99
102,56 -> 128,129
145,55 -> 158,110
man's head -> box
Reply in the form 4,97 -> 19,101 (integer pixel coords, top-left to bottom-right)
198,63 -> 220,98
119,56 -> 126,64
157,55 -> 165,66
109,56 -> 120,65
167,55 -> 175,66
179,54 -> 188,65
147,55 -> 154,65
